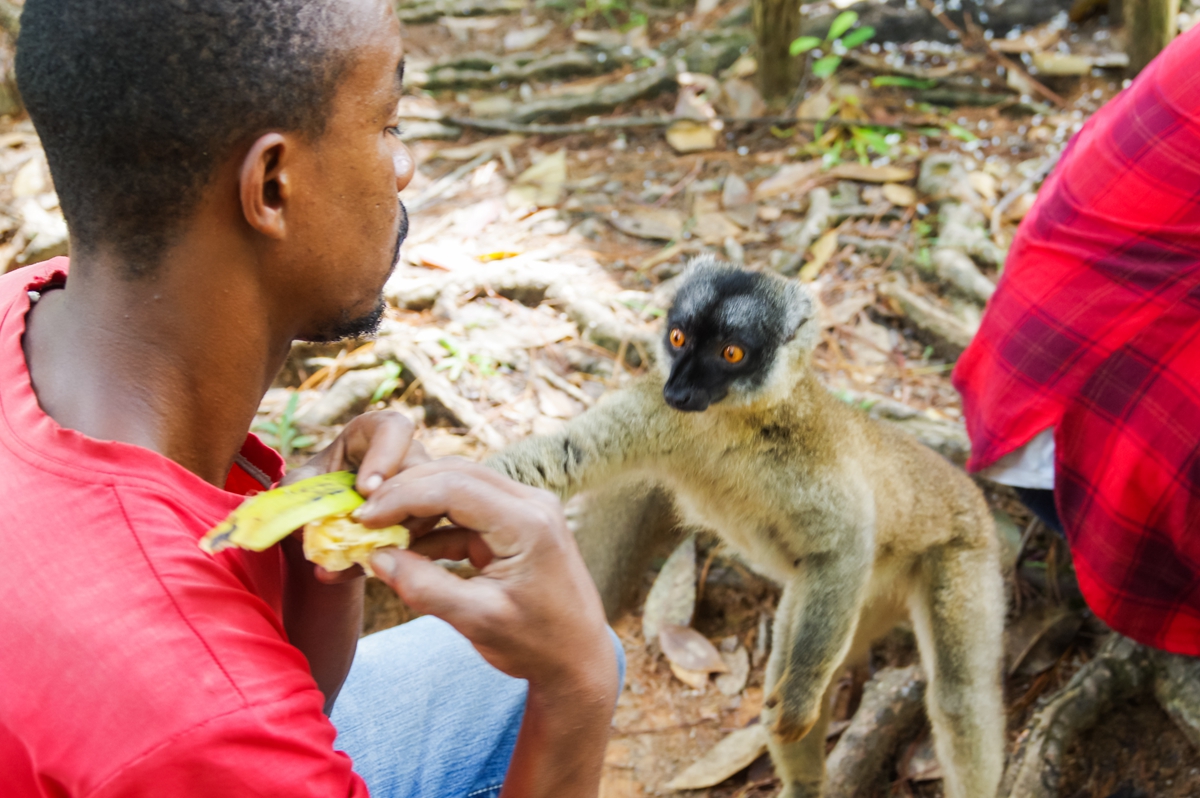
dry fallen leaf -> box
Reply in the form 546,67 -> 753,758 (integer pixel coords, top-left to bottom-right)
715,645 -> 750,696
882,183 -> 917,207
827,163 -> 916,183
666,120 -> 718,154
433,134 -> 525,161
665,725 -> 770,790
659,624 -> 729,674
669,662 -> 711,689
754,161 -> 822,200
798,228 -> 839,282
609,207 -> 685,241
694,211 -> 743,245
1006,604 -> 1082,676
1031,52 -> 1093,76
968,171 -> 998,203
641,535 -> 696,644
506,149 -> 567,209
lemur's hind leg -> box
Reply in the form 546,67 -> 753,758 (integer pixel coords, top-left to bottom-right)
908,541 -> 1005,798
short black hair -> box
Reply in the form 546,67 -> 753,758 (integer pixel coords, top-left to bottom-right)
17,0 -> 355,277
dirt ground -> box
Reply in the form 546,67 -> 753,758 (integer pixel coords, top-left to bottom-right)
2,0 -> 1198,793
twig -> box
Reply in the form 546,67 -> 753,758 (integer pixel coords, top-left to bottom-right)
653,158 -> 704,208
695,546 -> 718,605
406,151 -> 494,214
990,149 -> 1062,242
914,0 -> 1065,108
441,114 -> 916,136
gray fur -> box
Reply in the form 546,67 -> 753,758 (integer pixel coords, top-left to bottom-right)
487,259 -> 1004,798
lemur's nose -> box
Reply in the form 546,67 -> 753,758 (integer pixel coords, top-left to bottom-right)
663,385 -> 709,412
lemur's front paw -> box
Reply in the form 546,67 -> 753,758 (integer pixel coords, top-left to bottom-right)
763,687 -> 819,744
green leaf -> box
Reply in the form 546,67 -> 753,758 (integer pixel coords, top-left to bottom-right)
291,435 -> 317,451
789,36 -> 822,56
811,54 -> 842,79
827,11 -> 858,42
840,25 -> 875,49
769,125 -> 796,139
871,75 -> 938,90
370,361 -> 403,404
945,123 -> 978,142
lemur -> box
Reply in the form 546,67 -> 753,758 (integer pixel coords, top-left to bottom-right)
485,257 -> 1004,798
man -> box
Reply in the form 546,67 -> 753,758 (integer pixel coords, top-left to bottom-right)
0,1 -> 620,796
954,25 -> 1200,656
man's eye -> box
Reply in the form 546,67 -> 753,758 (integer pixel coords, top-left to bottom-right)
723,345 -> 745,364
669,328 -> 686,348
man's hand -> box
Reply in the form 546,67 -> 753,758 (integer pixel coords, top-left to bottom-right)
281,411 -> 430,712
358,458 -> 618,798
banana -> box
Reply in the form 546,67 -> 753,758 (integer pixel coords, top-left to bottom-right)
199,471 -> 408,576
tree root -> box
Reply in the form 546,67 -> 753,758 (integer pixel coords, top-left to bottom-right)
413,46 -> 643,91
396,0 -> 525,24
383,262 -> 657,358
1000,634 -> 1200,798
374,338 -> 509,450
879,277 -> 978,354
825,665 -> 928,796
502,64 -> 679,124
777,188 -> 833,277
832,387 -> 971,465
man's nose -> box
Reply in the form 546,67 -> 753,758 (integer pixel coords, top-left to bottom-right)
394,140 -> 415,193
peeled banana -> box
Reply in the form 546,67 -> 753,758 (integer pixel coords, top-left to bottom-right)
199,471 -> 408,576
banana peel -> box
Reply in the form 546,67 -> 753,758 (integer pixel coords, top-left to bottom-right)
199,471 -> 408,577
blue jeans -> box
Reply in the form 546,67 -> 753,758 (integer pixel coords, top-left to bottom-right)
332,617 -> 626,798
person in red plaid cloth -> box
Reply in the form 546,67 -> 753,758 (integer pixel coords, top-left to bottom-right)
954,25 -> 1200,661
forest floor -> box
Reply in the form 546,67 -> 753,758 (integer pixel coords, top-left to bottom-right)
2,0 -> 1199,794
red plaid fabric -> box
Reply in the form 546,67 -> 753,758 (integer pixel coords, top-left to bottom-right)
953,27 -> 1200,655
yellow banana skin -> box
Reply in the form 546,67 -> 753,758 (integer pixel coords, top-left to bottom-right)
200,471 -> 409,575
200,471 -> 364,554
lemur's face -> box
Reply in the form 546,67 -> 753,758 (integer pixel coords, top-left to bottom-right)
662,267 -> 794,412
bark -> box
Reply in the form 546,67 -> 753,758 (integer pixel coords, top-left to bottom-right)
1125,0 -> 1179,74
1151,649 -> 1200,752
825,666 -> 928,796
753,0 -> 802,101
1001,636 -> 1155,798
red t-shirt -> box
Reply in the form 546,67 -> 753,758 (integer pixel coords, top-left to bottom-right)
0,259 -> 369,796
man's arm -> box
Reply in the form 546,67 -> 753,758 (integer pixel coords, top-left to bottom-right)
280,412 -> 429,714
360,459 -> 618,798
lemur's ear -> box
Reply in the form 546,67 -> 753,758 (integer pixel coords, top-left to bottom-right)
781,279 -> 820,350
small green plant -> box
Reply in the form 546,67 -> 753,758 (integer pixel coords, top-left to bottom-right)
370,361 -> 404,404
435,338 -> 499,382
871,75 -> 939,90
253,392 -> 316,458
790,11 -> 876,80
569,0 -> 646,31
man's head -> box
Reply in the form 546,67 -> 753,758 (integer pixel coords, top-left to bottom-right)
17,0 -> 414,341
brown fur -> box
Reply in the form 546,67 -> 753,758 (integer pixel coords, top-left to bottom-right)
486,273 -> 1004,798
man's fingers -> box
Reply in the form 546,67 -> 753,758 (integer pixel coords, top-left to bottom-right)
370,548 -> 504,634
364,457 -> 554,505
355,470 -> 561,558
279,411 -> 428,493
344,412 -> 429,495
408,526 -> 494,569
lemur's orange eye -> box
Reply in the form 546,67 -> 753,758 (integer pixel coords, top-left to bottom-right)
670,328 -> 686,348
723,345 -> 745,364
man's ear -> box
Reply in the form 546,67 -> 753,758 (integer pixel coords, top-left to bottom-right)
239,133 -> 290,239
